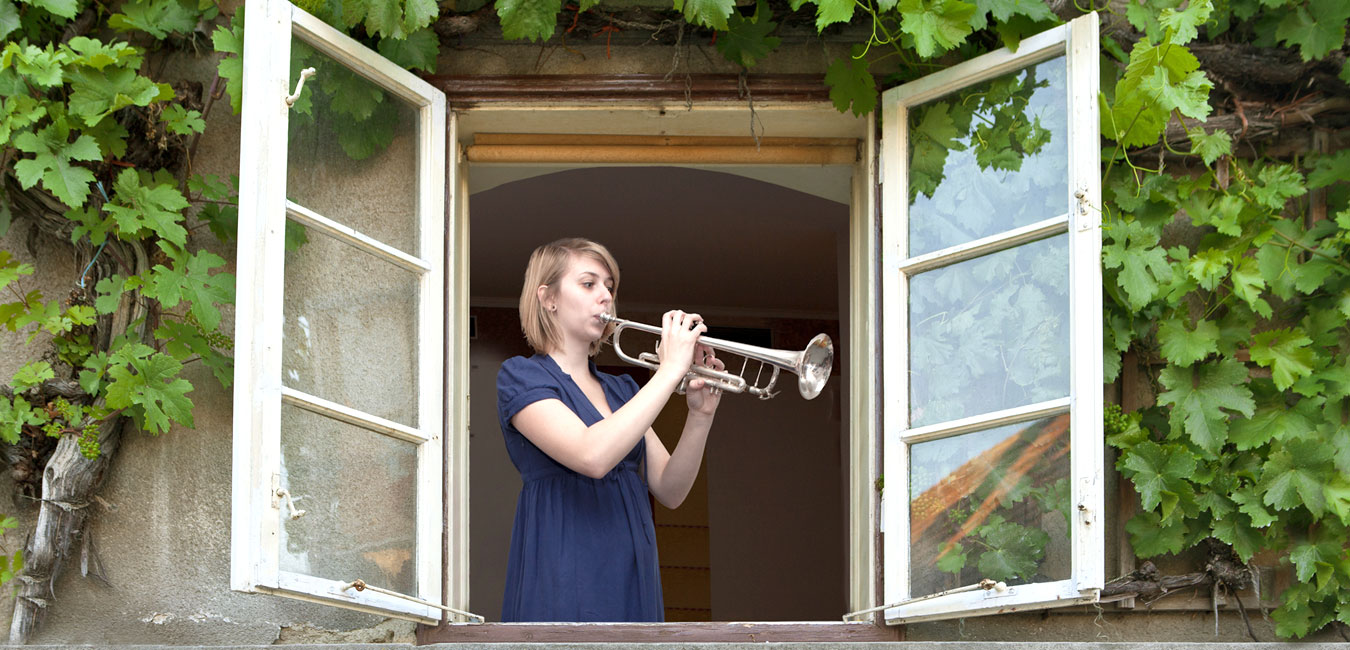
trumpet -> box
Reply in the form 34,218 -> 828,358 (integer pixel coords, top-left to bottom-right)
599,313 -> 834,400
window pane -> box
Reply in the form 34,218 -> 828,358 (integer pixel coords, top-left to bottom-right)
286,38 -> 420,255
907,56 -> 1067,257
908,414 -> 1071,598
282,228 -> 420,428
909,235 -> 1068,427
279,404 -> 418,594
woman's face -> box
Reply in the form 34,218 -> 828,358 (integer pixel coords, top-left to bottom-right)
548,254 -> 614,345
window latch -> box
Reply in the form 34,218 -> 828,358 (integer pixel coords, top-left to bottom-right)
337,579 -> 486,624
842,578 -> 1009,622
285,67 -> 317,108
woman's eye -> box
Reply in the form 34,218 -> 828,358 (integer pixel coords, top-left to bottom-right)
582,282 -> 593,288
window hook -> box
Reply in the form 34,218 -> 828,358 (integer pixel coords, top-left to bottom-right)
274,488 -> 306,520
285,68 -> 317,107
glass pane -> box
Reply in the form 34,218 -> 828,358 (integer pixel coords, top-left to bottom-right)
282,228 -> 420,428
908,414 -> 1071,597
279,404 -> 418,594
909,235 -> 1068,427
907,56 -> 1067,257
286,38 -> 420,255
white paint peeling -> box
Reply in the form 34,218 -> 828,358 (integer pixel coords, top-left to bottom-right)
141,613 -> 174,625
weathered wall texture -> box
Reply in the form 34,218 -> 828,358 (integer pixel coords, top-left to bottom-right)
0,12 -> 1342,646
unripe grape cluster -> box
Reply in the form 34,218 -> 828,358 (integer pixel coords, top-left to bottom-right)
1104,403 -> 1131,436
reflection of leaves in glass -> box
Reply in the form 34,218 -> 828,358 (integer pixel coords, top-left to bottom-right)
287,40 -> 403,162
915,415 -> 1068,593
906,57 -> 1066,256
909,236 -> 1068,427
975,515 -> 1048,582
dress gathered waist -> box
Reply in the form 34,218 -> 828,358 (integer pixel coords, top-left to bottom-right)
520,458 -> 641,483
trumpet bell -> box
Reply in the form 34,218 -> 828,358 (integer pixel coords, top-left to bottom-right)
798,333 -> 834,400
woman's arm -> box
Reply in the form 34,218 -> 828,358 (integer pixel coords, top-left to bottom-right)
510,311 -> 706,479
645,346 -> 724,508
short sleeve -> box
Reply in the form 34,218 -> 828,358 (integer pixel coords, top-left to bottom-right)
497,357 -> 564,426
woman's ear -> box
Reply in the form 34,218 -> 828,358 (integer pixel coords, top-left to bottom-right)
536,284 -> 550,311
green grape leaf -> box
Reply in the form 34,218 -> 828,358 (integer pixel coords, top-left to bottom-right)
105,344 -> 195,434
160,104 -> 205,135
1211,512 -> 1263,561
144,247 -> 235,330
935,544 -> 967,574
1274,0 -> 1350,62
11,125 -> 100,209
108,0 -> 201,38
824,50 -> 876,117
971,0 -> 1053,28
1230,257 -> 1272,318
974,518 -> 1048,581
94,275 -> 126,314
1290,538 -> 1341,590
1250,162 -> 1306,209
21,0 -> 78,18
1119,440 -> 1196,520
1250,327 -> 1315,391
0,396 -> 44,445
103,168 -> 190,246
1159,0 -> 1212,45
363,0 -> 433,38
814,0 -> 854,30
2,42 -> 68,88
899,0 -> 977,59
1325,476 -> 1350,526
1158,316 -> 1218,367
1187,126 -> 1231,165
1126,510 -> 1188,557
82,115 -> 130,159
1307,149 -> 1350,189
377,28 -> 440,73
63,37 -> 144,70
0,251 -> 34,291
1230,391 -> 1319,450
674,0 -> 733,30
11,361 -> 54,391
1102,219 -> 1172,311
1259,440 -> 1331,517
1185,248 -> 1230,290
1157,359 -> 1256,455
1139,65 -> 1213,121
67,67 -> 168,126
1231,487 -> 1278,528
1103,40 -> 1204,147
0,0 -> 20,39
211,17 -> 244,114
716,0 -> 780,69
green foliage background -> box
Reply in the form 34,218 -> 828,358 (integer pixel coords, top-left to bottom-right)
2,0 -> 1348,639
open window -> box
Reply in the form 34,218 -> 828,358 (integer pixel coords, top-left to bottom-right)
229,0 -> 451,622
879,13 -> 1103,623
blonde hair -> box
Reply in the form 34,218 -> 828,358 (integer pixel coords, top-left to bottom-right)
519,238 -> 620,356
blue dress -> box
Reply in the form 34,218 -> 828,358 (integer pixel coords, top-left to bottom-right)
496,354 -> 664,622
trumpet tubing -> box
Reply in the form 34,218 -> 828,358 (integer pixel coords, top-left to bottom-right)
599,313 -> 834,400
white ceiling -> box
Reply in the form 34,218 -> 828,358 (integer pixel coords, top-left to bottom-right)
468,166 -> 850,319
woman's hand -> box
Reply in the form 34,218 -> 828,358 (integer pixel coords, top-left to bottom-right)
655,309 -> 706,381
684,342 -> 724,417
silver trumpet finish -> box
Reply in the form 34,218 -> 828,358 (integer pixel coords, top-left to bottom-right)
599,313 -> 834,400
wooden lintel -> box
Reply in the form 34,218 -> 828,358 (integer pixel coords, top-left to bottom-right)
425,74 -> 833,106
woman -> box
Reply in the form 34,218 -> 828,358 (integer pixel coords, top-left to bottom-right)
496,237 -> 723,622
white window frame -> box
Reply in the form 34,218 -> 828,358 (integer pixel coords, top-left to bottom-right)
229,0 -> 449,623
879,12 -> 1103,624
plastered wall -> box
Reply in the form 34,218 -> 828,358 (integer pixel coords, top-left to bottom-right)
1,17 -> 1343,647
